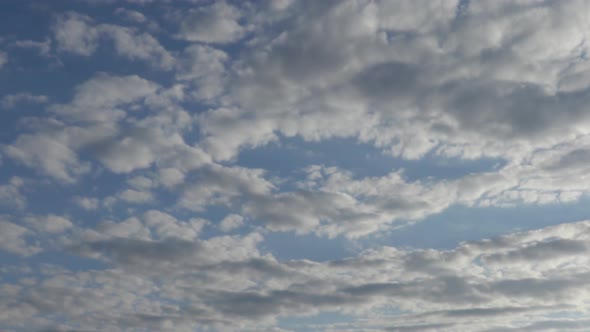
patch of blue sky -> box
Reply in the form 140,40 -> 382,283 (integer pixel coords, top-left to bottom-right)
375,195 -> 590,250
236,135 -> 505,185
30,251 -> 108,272
260,195 -> 590,262
261,231 -> 355,262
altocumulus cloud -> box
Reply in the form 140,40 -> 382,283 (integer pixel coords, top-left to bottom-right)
1,0 -> 590,331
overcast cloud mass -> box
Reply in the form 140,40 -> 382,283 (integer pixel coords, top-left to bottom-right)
2,0 -> 590,331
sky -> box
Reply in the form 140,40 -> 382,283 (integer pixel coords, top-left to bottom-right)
1,0 -> 590,331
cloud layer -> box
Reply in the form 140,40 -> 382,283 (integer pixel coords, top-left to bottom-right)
1,0 -> 590,331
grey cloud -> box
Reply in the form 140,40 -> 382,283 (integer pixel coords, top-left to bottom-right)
482,238 -> 587,264
385,322 -> 456,332
1,93 -> 48,109
5,220 -> 590,330
485,318 -> 590,332
70,237 -> 202,266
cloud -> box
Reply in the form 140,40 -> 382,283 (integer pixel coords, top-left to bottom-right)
3,220 -> 589,330
4,2 -> 590,330
0,51 -> 6,68
0,219 -> 40,256
50,73 -> 159,123
177,45 -> 228,101
174,1 -> 244,43
73,196 -> 100,210
3,131 -> 90,183
219,214 -> 243,232
24,214 -> 73,234
117,189 -> 154,204
53,13 -> 99,56
114,7 -> 147,23
0,177 -> 26,209
13,39 -> 52,57
53,12 -> 174,69
100,24 -> 175,69
1,93 -> 48,109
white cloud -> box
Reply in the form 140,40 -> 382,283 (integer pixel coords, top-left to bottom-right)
143,210 -> 205,241
53,12 -> 100,55
5,2 -> 590,330
219,214 -> 243,232
179,164 -> 274,211
175,1 -> 244,43
5,220 -> 590,330
114,7 -> 147,23
177,45 -> 228,101
0,177 -> 26,209
100,24 -> 175,69
3,132 -> 89,183
118,189 -> 154,204
51,73 -> 159,123
53,12 -> 174,69
0,220 -> 39,256
24,214 -> 73,234
158,167 -> 185,187
73,196 -> 100,210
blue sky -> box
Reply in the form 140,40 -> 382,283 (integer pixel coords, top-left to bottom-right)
2,0 -> 590,331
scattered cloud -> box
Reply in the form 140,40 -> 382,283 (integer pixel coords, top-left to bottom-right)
2,1 -> 590,331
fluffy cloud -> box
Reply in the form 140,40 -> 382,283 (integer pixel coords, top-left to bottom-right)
50,73 -> 159,123
53,12 -> 173,69
73,196 -> 100,210
3,220 -> 590,331
53,12 -> 100,55
219,213 -> 243,232
0,219 -> 40,256
3,131 -> 90,183
174,1 -> 244,43
3,1 -> 590,330
24,214 -> 73,234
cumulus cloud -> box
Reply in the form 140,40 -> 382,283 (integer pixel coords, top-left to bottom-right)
219,213 -> 243,232
3,131 -> 90,183
53,12 -> 100,56
50,73 -> 159,123
24,214 -> 73,234
177,45 -> 228,101
174,1 -> 244,43
73,196 -> 99,210
0,219 -> 40,256
53,12 -> 173,69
